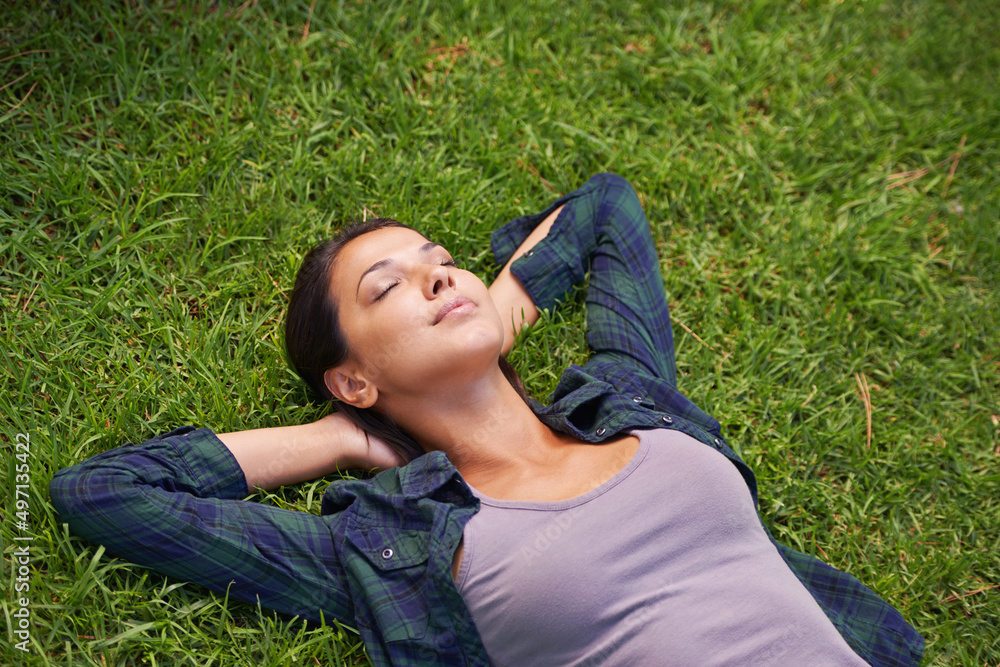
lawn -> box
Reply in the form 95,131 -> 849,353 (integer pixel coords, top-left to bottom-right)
2,0 -> 998,664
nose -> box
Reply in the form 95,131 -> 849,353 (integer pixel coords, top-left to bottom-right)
424,263 -> 454,298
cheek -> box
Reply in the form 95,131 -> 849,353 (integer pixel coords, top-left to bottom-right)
457,272 -> 493,306
350,302 -> 427,379
456,271 -> 504,332
473,286 -> 505,335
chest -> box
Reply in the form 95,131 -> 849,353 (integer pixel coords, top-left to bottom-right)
454,429 -> 861,665
469,433 -> 641,503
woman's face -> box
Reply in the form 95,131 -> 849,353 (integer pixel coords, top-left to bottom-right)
328,226 -> 505,404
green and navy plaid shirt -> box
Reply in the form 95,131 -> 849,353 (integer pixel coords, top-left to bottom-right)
50,174 -> 923,666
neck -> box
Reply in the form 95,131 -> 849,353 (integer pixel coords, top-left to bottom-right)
382,364 -> 562,480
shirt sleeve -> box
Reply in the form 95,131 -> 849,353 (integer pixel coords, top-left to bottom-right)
492,173 -> 678,387
49,426 -> 355,625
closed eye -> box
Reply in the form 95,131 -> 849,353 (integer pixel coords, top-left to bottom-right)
373,260 -> 454,303
373,281 -> 399,302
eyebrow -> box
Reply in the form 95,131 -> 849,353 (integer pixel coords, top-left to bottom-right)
356,241 -> 444,298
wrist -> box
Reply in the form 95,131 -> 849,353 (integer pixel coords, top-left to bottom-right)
313,412 -> 369,470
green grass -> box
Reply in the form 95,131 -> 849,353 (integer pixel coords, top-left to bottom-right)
2,0 -> 998,664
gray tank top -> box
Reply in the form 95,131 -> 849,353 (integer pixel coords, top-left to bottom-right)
456,428 -> 867,666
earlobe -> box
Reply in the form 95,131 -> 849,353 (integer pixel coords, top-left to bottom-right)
324,366 -> 378,409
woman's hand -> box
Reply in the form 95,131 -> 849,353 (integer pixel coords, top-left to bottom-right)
219,412 -> 404,492
319,412 -> 406,472
490,205 -> 564,356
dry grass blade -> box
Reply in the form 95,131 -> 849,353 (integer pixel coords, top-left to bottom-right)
854,372 -> 872,450
6,80 -> 38,115
887,167 -> 931,189
674,317 -> 717,352
0,49 -> 53,65
21,282 -> 40,313
941,134 -> 967,198
943,583 -> 999,603
429,40 -> 473,78
230,0 -> 258,20
888,138 -> 968,191
516,158 -> 556,192
0,69 -> 32,93
301,0 -> 318,43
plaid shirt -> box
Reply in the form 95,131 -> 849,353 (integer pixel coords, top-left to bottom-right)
50,174 -> 923,666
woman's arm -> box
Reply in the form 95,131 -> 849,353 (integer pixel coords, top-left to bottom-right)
489,205 -> 565,356
219,412 -> 404,492
49,427 -> 356,624
494,174 -> 678,385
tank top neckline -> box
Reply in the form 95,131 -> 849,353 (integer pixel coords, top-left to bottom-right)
464,429 -> 652,511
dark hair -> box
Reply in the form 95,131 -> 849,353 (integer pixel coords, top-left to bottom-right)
285,218 -> 529,464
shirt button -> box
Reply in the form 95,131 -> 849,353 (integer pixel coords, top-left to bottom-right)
713,438 -> 723,449
631,395 -> 643,404
381,548 -> 394,560
661,415 -> 673,425
595,427 -> 606,437
523,250 -> 534,258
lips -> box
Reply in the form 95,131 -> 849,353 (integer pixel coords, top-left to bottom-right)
434,296 -> 475,324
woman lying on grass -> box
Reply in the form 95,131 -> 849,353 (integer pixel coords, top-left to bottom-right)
50,174 -> 922,666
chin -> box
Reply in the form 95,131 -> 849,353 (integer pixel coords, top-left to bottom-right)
439,333 -> 506,378
465,321 -> 506,358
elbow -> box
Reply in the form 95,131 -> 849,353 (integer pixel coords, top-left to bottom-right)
49,467 -> 89,528
48,464 -> 122,543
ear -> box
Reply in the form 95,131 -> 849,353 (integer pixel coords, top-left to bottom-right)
324,365 -> 379,409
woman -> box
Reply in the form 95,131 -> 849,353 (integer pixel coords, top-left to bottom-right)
50,174 -> 923,666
